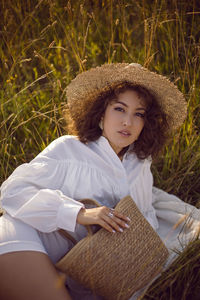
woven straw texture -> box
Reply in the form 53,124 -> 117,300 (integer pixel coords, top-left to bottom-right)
66,63 -> 187,132
56,196 -> 169,300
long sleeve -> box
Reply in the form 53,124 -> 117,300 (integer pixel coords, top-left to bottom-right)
152,186 -> 200,231
0,156 -> 84,233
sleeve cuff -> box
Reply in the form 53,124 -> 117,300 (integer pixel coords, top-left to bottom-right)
57,197 -> 84,232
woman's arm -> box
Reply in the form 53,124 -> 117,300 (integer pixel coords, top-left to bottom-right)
152,186 -> 200,224
0,158 -> 84,233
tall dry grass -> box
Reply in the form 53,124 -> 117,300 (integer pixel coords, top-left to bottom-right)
0,0 -> 200,298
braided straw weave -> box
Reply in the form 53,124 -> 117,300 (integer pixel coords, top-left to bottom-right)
56,196 -> 168,300
66,63 -> 187,132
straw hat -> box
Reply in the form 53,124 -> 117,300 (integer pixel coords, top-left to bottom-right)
66,63 -> 187,131
56,196 -> 168,300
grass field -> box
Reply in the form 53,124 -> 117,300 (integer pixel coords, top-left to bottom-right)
0,0 -> 200,298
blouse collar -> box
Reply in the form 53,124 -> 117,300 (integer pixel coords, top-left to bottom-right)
95,135 -> 135,163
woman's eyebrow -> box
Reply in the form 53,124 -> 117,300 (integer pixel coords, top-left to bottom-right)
115,101 -> 146,111
115,101 -> 128,107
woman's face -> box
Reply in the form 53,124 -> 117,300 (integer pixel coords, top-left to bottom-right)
102,90 -> 146,156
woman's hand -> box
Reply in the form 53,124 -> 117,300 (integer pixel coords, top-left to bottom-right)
77,206 -> 130,233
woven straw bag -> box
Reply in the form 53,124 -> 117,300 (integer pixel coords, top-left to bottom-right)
56,196 -> 168,300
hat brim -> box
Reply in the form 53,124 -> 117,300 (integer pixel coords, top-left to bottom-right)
66,63 -> 187,131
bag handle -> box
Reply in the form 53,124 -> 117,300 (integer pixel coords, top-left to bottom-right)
59,198 -> 102,245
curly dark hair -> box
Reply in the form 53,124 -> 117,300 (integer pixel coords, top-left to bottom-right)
64,82 -> 169,159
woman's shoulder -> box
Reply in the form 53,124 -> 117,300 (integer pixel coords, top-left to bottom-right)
47,135 -> 81,148
51,134 -> 79,144
36,135 -> 91,161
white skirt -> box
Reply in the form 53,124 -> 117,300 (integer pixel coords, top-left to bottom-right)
0,213 -> 74,263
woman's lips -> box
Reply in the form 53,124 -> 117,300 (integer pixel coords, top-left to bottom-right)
118,130 -> 131,137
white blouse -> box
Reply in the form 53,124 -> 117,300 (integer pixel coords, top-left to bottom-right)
0,135 -> 158,235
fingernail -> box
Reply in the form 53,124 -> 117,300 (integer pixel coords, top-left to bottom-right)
112,229 -> 116,233
125,223 -> 130,228
127,217 -> 131,222
119,228 -> 123,232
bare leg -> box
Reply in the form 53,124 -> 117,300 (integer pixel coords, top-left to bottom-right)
0,251 -> 72,300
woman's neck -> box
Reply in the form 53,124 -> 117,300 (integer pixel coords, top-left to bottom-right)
118,146 -> 129,161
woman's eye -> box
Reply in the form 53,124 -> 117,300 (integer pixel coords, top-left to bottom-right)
136,112 -> 145,118
114,107 -> 125,112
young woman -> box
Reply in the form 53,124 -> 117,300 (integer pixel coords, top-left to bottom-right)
0,63 -> 199,300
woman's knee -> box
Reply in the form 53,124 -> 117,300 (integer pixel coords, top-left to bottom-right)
0,251 -> 72,300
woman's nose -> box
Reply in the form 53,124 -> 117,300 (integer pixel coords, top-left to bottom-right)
122,115 -> 132,126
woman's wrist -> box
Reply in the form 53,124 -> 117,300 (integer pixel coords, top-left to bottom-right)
76,207 -> 86,225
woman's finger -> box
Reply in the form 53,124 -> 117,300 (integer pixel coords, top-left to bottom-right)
112,210 -> 131,222
103,216 -> 124,232
102,213 -> 130,233
98,219 -> 116,233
